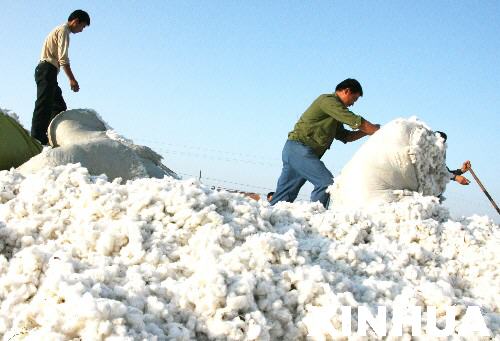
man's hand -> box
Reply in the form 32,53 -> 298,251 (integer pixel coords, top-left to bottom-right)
63,64 -> 80,92
359,118 -> 380,135
455,175 -> 470,185
460,160 -> 471,173
70,79 -> 80,92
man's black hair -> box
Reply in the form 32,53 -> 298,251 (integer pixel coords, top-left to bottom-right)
68,10 -> 90,26
436,131 -> 447,142
335,78 -> 363,96
267,192 -> 274,199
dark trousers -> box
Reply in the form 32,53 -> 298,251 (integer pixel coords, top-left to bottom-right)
31,61 -> 67,144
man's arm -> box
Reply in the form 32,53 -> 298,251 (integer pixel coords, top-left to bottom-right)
319,96 -> 362,129
449,160 -> 471,176
450,160 -> 471,185
359,118 -> 380,135
340,129 -> 368,142
454,175 -> 470,185
341,118 -> 380,142
460,160 -> 471,173
336,118 -> 380,143
57,27 -> 79,92
62,64 -> 80,92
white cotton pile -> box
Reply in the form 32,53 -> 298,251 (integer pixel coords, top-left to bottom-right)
329,117 -> 450,208
0,163 -> 498,340
18,109 -> 179,181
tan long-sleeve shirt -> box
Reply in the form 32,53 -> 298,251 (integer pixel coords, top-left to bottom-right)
40,23 -> 70,70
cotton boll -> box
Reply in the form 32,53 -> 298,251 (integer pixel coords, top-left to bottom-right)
407,243 -> 429,264
95,298 -> 128,320
165,322 -> 191,340
0,171 -> 23,204
226,295 -> 249,312
246,320 -> 263,340
171,208 -> 196,228
21,236 -> 35,248
205,315 -> 237,339
418,281 -> 453,311
364,260 -> 387,276
95,228 -> 122,256
124,294 -> 146,312
404,265 -> 421,281
145,295 -> 166,316
125,307 -> 146,330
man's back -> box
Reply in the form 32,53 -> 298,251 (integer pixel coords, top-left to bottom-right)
40,23 -> 70,69
288,94 -> 361,156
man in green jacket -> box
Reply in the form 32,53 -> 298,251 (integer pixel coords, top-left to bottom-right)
270,78 -> 380,208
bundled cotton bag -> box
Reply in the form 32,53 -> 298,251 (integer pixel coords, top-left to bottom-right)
329,118 -> 450,208
18,109 -> 178,181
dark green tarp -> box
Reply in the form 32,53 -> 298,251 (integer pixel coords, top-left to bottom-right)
0,112 -> 42,170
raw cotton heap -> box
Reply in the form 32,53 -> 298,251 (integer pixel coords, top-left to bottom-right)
329,117 -> 450,208
0,166 -> 498,340
0,115 -> 498,340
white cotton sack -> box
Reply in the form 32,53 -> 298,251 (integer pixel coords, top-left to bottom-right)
18,109 -> 179,181
329,117 -> 449,208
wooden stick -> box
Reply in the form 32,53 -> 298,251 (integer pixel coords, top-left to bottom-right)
468,166 -> 500,215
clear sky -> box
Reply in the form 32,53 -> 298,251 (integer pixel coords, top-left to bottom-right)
1,1 -> 499,222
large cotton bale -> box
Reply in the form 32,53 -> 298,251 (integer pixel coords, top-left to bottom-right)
18,109 -> 178,181
329,118 -> 450,208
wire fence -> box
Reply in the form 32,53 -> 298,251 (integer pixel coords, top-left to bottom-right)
134,138 -> 310,200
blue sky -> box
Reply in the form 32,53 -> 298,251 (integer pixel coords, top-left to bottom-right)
1,1 -> 499,221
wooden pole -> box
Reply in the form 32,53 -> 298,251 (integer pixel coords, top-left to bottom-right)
468,166 -> 500,215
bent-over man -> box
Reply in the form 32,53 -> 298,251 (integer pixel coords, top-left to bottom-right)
270,78 -> 380,208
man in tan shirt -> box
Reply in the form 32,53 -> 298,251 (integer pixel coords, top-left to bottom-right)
31,9 -> 90,144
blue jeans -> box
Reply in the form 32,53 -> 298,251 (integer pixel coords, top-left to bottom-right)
270,140 -> 334,208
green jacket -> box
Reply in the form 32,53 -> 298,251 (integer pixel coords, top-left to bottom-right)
288,93 -> 362,157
